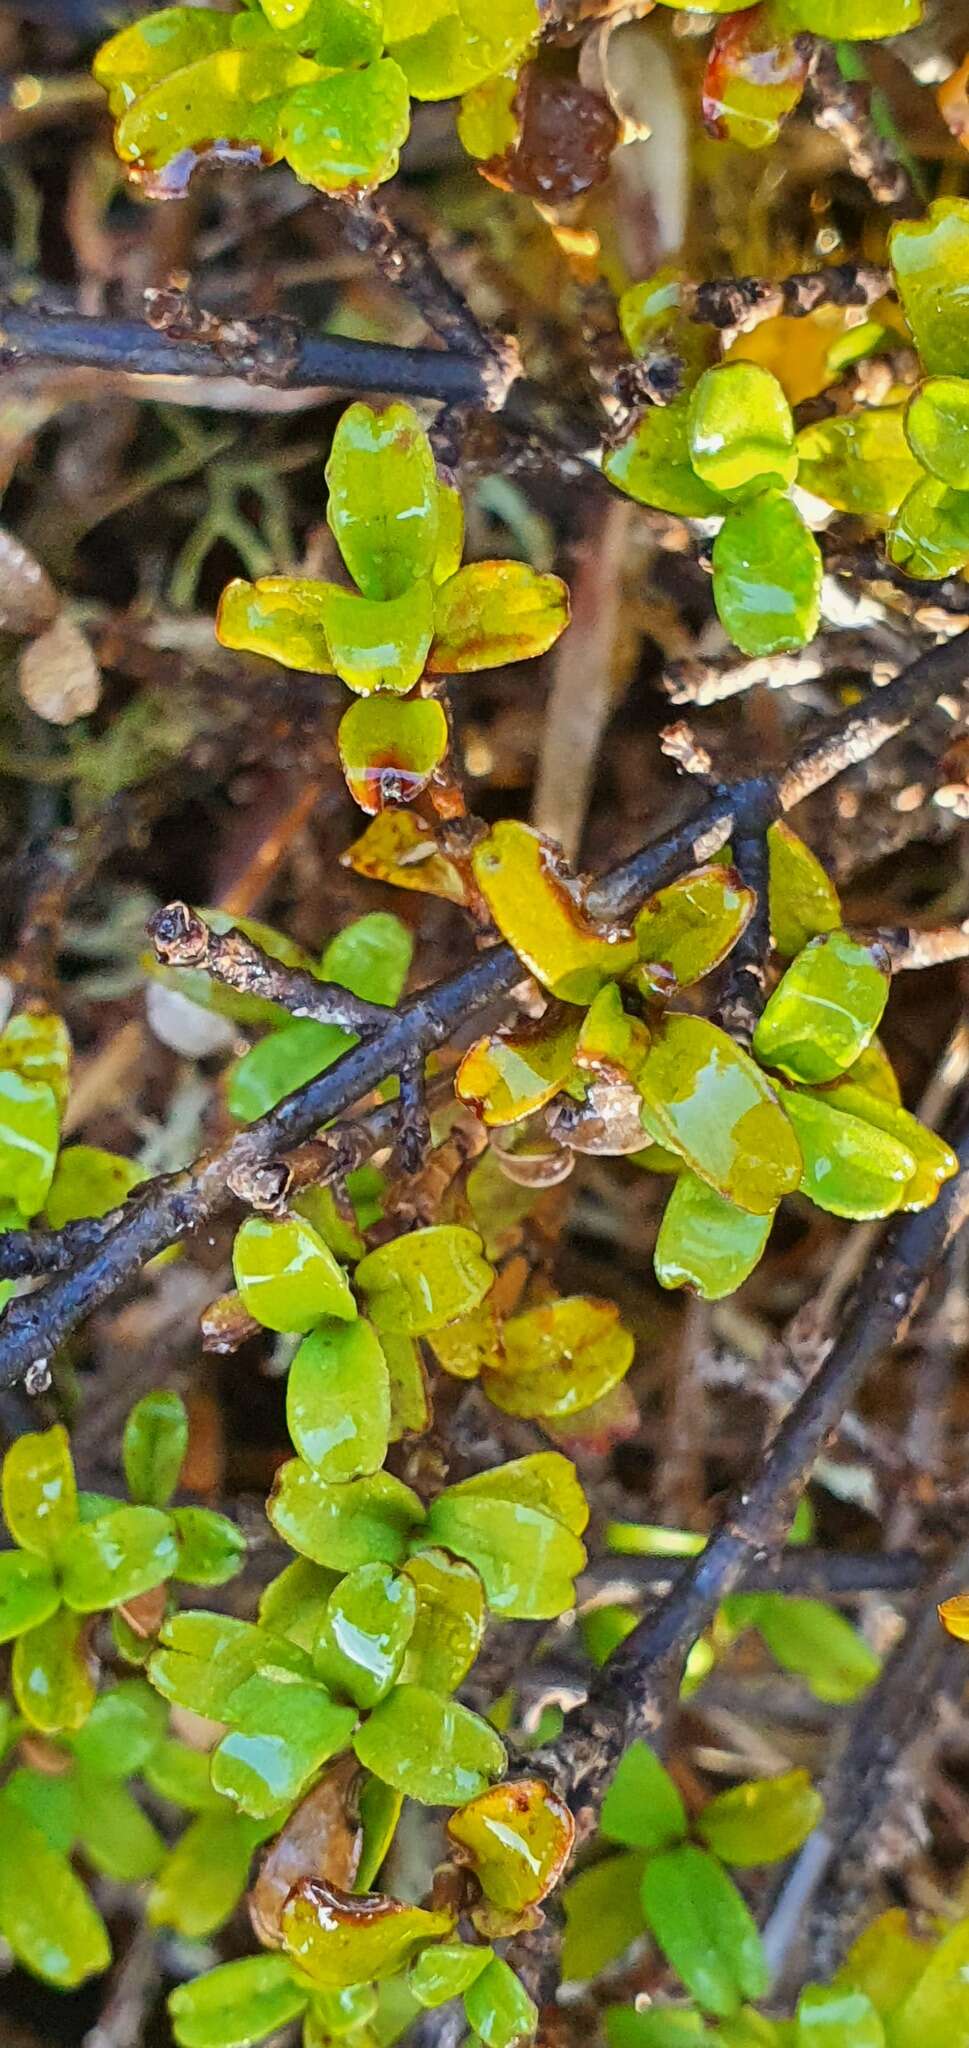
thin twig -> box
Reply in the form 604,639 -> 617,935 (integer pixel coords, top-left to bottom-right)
146,901 -> 390,1036
807,42 -> 919,213
715,832 -> 770,1047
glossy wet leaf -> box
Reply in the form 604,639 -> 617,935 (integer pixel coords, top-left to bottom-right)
472,821 -> 636,1005
172,1506 -> 247,1586
0,1011 -> 71,1113
251,1759 -> 363,1946
795,1986 -> 884,2046
382,1330 -> 431,1438
212,1672 -> 358,1820
314,1562 -> 416,1708
114,45 -> 321,185
724,1592 -> 880,1703
326,403 -> 440,601
13,1607 -> 96,1732
339,695 -> 449,814
601,1741 -> 687,1852
482,1295 -> 634,1421
287,1318 -> 391,1482
655,1172 -> 772,1300
254,0 -> 384,64
0,1796 -> 110,1988
816,1084 -> 957,1212
429,561 -> 569,673
123,1389 -> 188,1508
216,575 -> 333,674
356,1774 -> 404,1891
906,378 -> 969,489
386,0 -> 539,101
887,474 -> 969,580
169,1954 -> 309,2048
0,1550 -> 59,1642
457,1005 -> 582,1126
270,1462 -> 425,1570
68,1676 -> 167,1778
631,867 -> 754,998
343,807 -> 468,904
605,404 -> 728,518
562,1850 -> 648,1981
317,580 -> 434,696
61,1503 -> 179,1612
781,1087 -> 915,1220
150,1808 -> 265,1939
401,1547 -> 486,1692
233,1213 -> 357,1333
712,496 -> 822,657
0,1070 -> 59,1218
3,1766 -> 78,1853
698,1769 -> 822,1867
259,1558 -> 341,1654
410,1941 -> 493,2006
3,1424 -> 78,1558
281,60 -> 411,193
356,1224 -> 493,1335
448,1778 -> 574,1909
427,1298 -> 503,1380
842,1038 -> 902,1106
774,0 -> 919,28
283,1878 -> 454,1987
688,364 -> 796,499
795,407 -> 921,519
94,5 -> 235,118
702,8 -> 808,149
638,1013 -> 801,1215
754,932 -> 891,1084
575,981 -> 650,1085
355,1682 -> 505,1804
641,1844 -> 769,2017
150,1611 -> 312,1721
463,1956 -> 538,2048
890,199 -> 969,377
766,823 -> 841,958
424,1456 -> 587,1618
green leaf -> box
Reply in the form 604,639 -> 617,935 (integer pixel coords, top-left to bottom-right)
0,1010 -> 69,1113
766,823 -> 841,959
114,44 -> 320,181
606,2011 -> 713,2048
0,1070 -> 59,1217
753,932 -> 891,1085
638,1013 -> 802,1216
169,1954 -> 310,2048
712,495 -> 821,657
282,1880 -> 455,1990
386,0 -> 539,100
458,1006 -> 582,1129
723,1592 -> 880,1703
774,0 -> 919,29
401,1547 -> 486,1692
463,1957 -> 538,2048
269,1463 -> 425,1569
698,1769 -> 823,1866
483,1295 -> 634,1421
562,1851 -> 648,1981
356,1224 -> 493,1335
233,1213 -> 357,1333
326,402 -> 440,600
0,1550 -> 59,1642
259,1557 -> 341,1654
604,403 -> 728,517
641,1844 -> 770,2018
94,5 -> 235,117
145,1738 -> 227,1811
322,911 -> 413,1006
688,363 -> 796,499
424,1456 -> 587,1618
305,1984 -> 380,2037
12,1606 -> 96,1732
780,1087 -> 915,1220
410,1942 -> 493,2006
281,59 -> 411,192
876,1915 -> 969,2048
44,1143 -> 145,1229
834,1910 -> 926,2019
253,0 -> 384,64
339,694 -> 449,814
229,1018 -> 352,1124
73,1770 -> 165,1881
150,1808 -> 265,1937
428,561 -> 570,672
356,1774 -> 404,1892
3,1424 -> 78,1559
655,1172 -> 772,1300
701,7 -> 808,151
601,1740 -> 688,1851
795,1986 -> 884,2047
795,407 -> 921,519
3,1765 -> 78,1854
216,575 -> 334,674
172,1506 -> 247,1586
316,579 -> 435,696
123,1389 -> 189,1507
354,1682 -> 506,1804
60,1504 -> 179,1613
815,1083 -> 957,1212
0,1795 -> 110,1988
314,1562 -> 417,1708
68,1677 -> 167,1779
288,1317 -> 391,1481
887,474 -> 969,580
448,1777 -> 574,1909
905,377 -> 969,488
471,820 -> 637,1005
890,199 -> 969,377
631,866 -> 755,998
150,1611 -> 313,1720
212,1673 -> 358,1820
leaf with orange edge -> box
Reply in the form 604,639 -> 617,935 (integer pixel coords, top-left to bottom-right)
338,696 -> 449,813
457,1004 -> 582,1126
472,821 -> 636,1004
448,1778 -> 575,1911
341,809 -> 468,904
429,562 -> 570,674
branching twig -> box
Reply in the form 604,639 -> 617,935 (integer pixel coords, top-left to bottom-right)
147,900 -> 390,1037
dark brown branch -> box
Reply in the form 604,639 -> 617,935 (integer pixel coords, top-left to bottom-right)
686,261 -> 890,336
715,832 -> 770,1047
582,1547 -> 927,1601
0,627 -> 967,1387
147,901 -> 390,1037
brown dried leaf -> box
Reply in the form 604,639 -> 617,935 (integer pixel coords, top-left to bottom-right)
0,527 -> 58,635
250,1755 -> 363,1949
18,613 -> 101,725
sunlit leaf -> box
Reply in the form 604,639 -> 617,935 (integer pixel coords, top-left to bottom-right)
702,8 -> 808,149
339,695 -> 449,813
813,1083 -> 957,1212
315,1561 -> 417,1708
115,45 -> 321,186
890,198 -> 969,375
712,495 -> 822,657
905,378 -> 969,488
342,808 -> 468,903
753,932 -> 891,1084
0,1011 -> 71,1114
356,1224 -> 493,1335
457,1004 -> 582,1126
605,404 -> 728,518
281,60 -> 411,193
216,575 -> 334,674
472,821 -> 636,1005
282,1879 -> 454,1989
326,403 -> 441,600
795,407 -> 921,519
482,1295 -> 634,1421
386,0 -> 539,101
448,1778 -> 574,1909
233,1213 -> 357,1333
766,822 -> 841,958
428,561 -> 569,673
269,1462 -> 425,1570
630,867 -> 754,998
688,364 -> 796,499
655,1172 -> 772,1300
93,5 -> 235,118
0,1550 -> 59,1643
887,475 -> 969,580
0,1071 -> 59,1218
424,1455 -> 587,1618
3,1424 -> 78,1559
638,1013 -> 802,1215
317,579 -> 435,695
